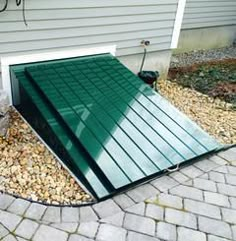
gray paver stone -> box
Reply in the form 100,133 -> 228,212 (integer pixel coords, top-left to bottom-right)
180,165 -> 203,178
2,234 -> 17,241
145,203 -> 164,221
209,171 -> 225,183
204,191 -> 230,207
80,206 -> 98,222
165,208 -> 197,229
96,224 -> 126,241
227,166 -> 236,175
225,174 -> 236,186
193,178 -> 217,192
113,194 -> 135,209
0,223 -> 9,238
33,225 -> 68,241
0,210 -> 22,231
214,166 -> 228,174
217,183 -> 236,197
69,234 -> 93,241
184,199 -> 221,219
158,193 -> 183,209
127,231 -> 160,241
61,207 -> 79,222
151,176 -> 178,192
93,199 -> 121,219
222,208 -> 236,224
100,211 -> 124,227
170,185 -> 203,201
178,227 -> 206,241
209,155 -> 228,165
16,237 -> 28,241
230,197 -> 236,209
78,221 -> 99,238
126,184 -> 159,202
194,159 -> 218,172
42,207 -> 61,223
24,203 -> 47,220
7,199 -> 30,216
156,222 -> 176,241
218,149 -> 236,162
51,222 -> 78,233
124,213 -> 155,236
208,235 -> 231,241
198,216 -> 232,239
0,194 -> 15,210
15,219 -> 39,239
232,225 -> 236,240
169,172 -> 189,183
125,202 -> 145,215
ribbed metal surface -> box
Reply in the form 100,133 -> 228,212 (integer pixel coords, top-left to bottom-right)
11,54 -> 221,199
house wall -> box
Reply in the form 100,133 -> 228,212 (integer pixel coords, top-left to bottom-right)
176,0 -> 236,52
0,0 -> 180,88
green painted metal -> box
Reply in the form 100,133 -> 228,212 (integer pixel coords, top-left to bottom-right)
11,54 -> 221,200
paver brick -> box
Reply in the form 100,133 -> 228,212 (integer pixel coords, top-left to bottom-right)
169,185 -> 203,201
222,208 -> 236,224
209,171 -> 225,183
184,199 -> 221,219
227,166 -> 236,175
209,155 -> 228,165
151,176 -> 178,192
157,193 -> 183,209
0,210 -> 22,231
96,224 -> 126,241
218,149 -> 236,162
24,203 -> 47,220
169,172 -> 189,183
230,197 -> 236,209
208,235 -> 231,241
126,184 -> 159,202
125,202 -> 145,215
145,204 -> 164,221
113,194 -> 135,209
127,231 -> 160,241
79,206 -> 98,222
193,178 -> 217,192
198,216 -> 232,239
33,225 -> 68,241
214,166 -> 228,174
7,199 -> 30,216
165,208 -> 197,229
68,234 -> 93,241
225,173 -> 236,186
93,199 -> 121,219
0,194 -> 14,210
156,222 -> 176,241
15,219 -> 39,239
78,221 -> 99,238
62,207 -> 79,222
217,183 -> 236,197
51,223 -> 78,233
178,227 -> 206,241
2,234 -> 17,241
204,191 -> 230,207
42,207 -> 61,223
124,213 -> 155,236
0,223 -> 9,238
100,211 -> 124,227
180,165 -> 203,178
231,225 -> 236,240
194,159 -> 218,172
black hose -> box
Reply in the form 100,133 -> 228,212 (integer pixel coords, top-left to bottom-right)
140,48 -> 147,72
0,0 -> 27,26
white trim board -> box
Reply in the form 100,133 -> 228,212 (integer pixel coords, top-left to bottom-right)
171,0 -> 187,49
0,45 -> 116,104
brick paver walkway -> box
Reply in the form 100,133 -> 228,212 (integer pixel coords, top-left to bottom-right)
0,147 -> 236,241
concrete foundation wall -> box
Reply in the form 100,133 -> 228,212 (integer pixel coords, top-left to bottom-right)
175,25 -> 236,53
119,50 -> 172,79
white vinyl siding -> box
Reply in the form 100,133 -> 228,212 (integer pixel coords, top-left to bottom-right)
182,0 -> 236,29
0,0 -> 178,58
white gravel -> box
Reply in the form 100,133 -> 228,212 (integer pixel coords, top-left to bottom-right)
171,46 -> 236,68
